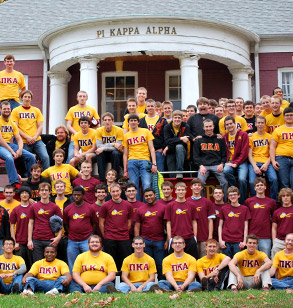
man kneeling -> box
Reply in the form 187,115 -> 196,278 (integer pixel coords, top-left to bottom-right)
22,246 -> 71,295
228,234 -> 272,291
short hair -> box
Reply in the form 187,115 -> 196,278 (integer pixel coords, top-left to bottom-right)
4,184 -> 14,192
18,186 -> 32,198
273,87 -> 282,95
186,105 -> 197,112
77,90 -> 88,97
106,169 -> 117,178
4,54 -> 15,61
208,99 -> 218,107
213,186 -> 224,193
243,100 -> 255,108
78,116 -> 91,125
247,234 -> 258,243
30,163 -> 42,172
81,160 -> 92,167
136,87 -> 147,94
109,183 -> 121,191
235,97 -> 244,103
254,177 -> 266,187
190,178 -> 204,187
255,115 -> 266,123
215,105 -> 224,110
20,90 -> 33,99
271,95 -> 282,104
227,186 -> 239,195
224,116 -> 235,124
196,97 -> 209,106
73,186 -> 85,195
203,119 -> 214,127
127,97 -> 137,105
283,107 -> 293,116
206,239 -> 218,246
143,188 -> 156,195
172,235 -> 185,243
94,184 -> 108,193
161,181 -> 173,190
127,114 -> 139,122
39,182 -> 51,191
55,125 -> 69,136
132,236 -> 145,243
53,148 -> 65,158
0,100 -> 10,108
162,100 -> 173,108
155,101 -> 162,107
54,179 -> 66,188
175,182 -> 187,189
172,110 -> 183,118
285,233 -> 293,241
44,245 -> 57,252
146,99 -> 155,105
88,234 -> 102,243
260,95 -> 271,103
2,237 -> 15,246
102,112 -> 114,121
225,99 -> 236,107
125,182 -> 137,191
219,98 -> 228,104
278,188 -> 293,203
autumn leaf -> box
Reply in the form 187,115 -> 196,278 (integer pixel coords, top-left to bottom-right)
64,302 -> 71,307
169,293 -> 180,300
247,294 -> 257,299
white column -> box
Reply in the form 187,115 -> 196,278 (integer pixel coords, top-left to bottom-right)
48,71 -> 71,134
180,54 -> 200,109
229,67 -> 254,101
79,57 -> 100,110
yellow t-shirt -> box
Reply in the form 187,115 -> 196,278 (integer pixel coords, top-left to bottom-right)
272,250 -> 293,280
73,128 -> 96,153
249,132 -> 272,163
0,199 -> 20,215
41,164 -> 79,195
228,134 -> 236,160
196,253 -> 226,276
65,105 -> 100,141
234,249 -> 267,277
137,104 -> 146,114
145,116 -> 159,132
260,110 -> 272,117
96,125 -> 123,144
122,113 -> 145,130
0,117 -> 19,143
272,125 -> 293,157
172,124 -> 179,135
282,100 -> 290,110
29,258 -> 69,281
265,112 -> 284,133
0,70 -> 26,102
121,253 -> 157,283
219,116 -> 248,134
0,254 -> 25,284
55,139 -> 66,150
10,105 -> 44,143
162,253 -> 197,282
73,251 -> 117,285
123,128 -> 154,161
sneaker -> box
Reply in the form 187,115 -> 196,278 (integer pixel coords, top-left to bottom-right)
106,284 -> 118,293
176,173 -> 183,179
231,287 -> 238,292
11,283 -> 20,294
262,287 -> 270,291
201,277 -> 208,291
149,284 -> 164,292
22,289 -> 34,295
46,288 -> 59,295
13,182 -> 21,190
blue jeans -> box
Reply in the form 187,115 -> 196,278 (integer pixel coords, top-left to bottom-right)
0,239 -> 3,255
0,274 -> 23,294
66,141 -> 74,163
6,99 -> 20,110
0,143 -> 36,184
24,276 -> 66,293
223,162 -> 248,204
258,239 -> 272,259
97,149 -> 122,182
166,144 -> 186,173
276,156 -> 293,189
272,277 -> 293,290
24,140 -> 50,170
67,238 -> 89,273
69,280 -> 114,293
155,151 -> 165,172
143,238 -> 165,280
158,280 -> 201,291
117,282 -> 155,293
128,159 -> 151,201
248,162 -> 278,201
222,242 -> 241,259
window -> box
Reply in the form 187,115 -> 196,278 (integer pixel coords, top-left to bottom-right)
102,72 -> 138,123
278,68 -> 293,103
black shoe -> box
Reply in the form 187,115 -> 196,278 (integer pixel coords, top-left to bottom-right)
201,277 -> 208,291
106,284 -> 118,293
11,283 -> 20,294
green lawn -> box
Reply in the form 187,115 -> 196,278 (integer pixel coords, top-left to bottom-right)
0,290 -> 292,308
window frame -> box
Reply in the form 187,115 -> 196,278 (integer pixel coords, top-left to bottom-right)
278,67 -> 293,103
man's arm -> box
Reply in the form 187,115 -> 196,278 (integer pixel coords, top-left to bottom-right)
240,220 -> 248,249
10,223 -> 19,250
0,134 -> 17,157
272,222 -> 277,241
181,271 -> 196,291
218,219 -> 226,249
228,257 -> 243,289
270,139 -> 279,171
208,218 -> 213,239
72,272 -> 92,293
92,272 -> 116,291
137,273 -> 156,292
192,220 -> 197,238
248,148 -> 261,175
66,120 -> 77,136
148,140 -> 157,174
21,272 -> 34,287
123,146 -> 129,178
253,257 -> 272,285
121,271 -> 137,292
128,218 -> 132,231
27,219 -> 34,250
165,271 -> 179,291
166,221 -> 171,242
61,272 -> 72,286
99,217 -> 105,238
134,222 -> 140,237
14,133 -> 24,157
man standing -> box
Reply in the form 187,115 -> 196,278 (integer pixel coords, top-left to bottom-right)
228,234 -> 272,291
70,235 -> 117,293
265,95 -> 284,134
273,87 -> 290,110
11,90 -> 50,170
0,101 -> 36,188
93,184 -> 108,239
125,87 -> 147,115
242,101 -> 257,134
235,97 -> 244,116
0,185 -> 20,215
96,112 -> 123,182
123,114 -> 157,201
0,55 -> 26,110
134,188 -> 166,280
156,181 -> 174,207
212,187 -> 227,241
162,101 -> 174,123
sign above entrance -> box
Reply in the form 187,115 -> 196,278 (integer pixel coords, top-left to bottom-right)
97,26 -> 177,38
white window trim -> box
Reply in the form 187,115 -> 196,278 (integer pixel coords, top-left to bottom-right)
278,67 -> 293,100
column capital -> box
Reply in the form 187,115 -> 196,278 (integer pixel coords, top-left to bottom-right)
228,66 -> 254,76
48,71 -> 71,84
79,56 -> 104,70
175,52 -> 200,61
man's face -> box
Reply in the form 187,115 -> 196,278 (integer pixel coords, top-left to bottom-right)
175,186 -> 186,199
2,240 -> 15,254
0,104 -> 11,117
282,193 -> 292,206
182,112 -> 188,122
136,90 -> 147,103
226,103 -> 236,115
172,239 -> 185,253
55,183 -> 66,195
254,182 -> 266,195
22,93 -> 32,105
172,115 -> 182,127
95,189 -> 107,202
187,107 -> 196,117
246,239 -> 258,254
144,191 -> 156,205
191,183 -> 203,195
31,168 -> 42,181
244,104 -> 254,118
261,99 -> 271,111
255,118 -> 266,131
162,186 -> 173,199
4,58 -> 15,70
106,171 -> 116,183
270,98 -> 281,112
284,112 -> 293,125
110,186 -> 122,201
235,99 -> 244,112
127,102 -> 137,114
80,120 -> 90,131
155,106 -> 162,117
20,191 -> 30,203
4,188 -> 15,201
39,186 -> 50,199
203,122 -> 214,136
228,192 -> 239,204
125,187 -> 137,200
129,118 -> 139,130
102,116 -> 113,130
206,243 -> 217,256
89,238 -> 102,252
213,189 -> 224,202
254,105 -> 262,116
285,234 -> 293,250
215,107 -> 224,119
208,105 -> 215,114
146,102 -> 156,116
54,153 -> 64,165
77,92 -> 88,106
197,102 -> 208,115
274,88 -> 284,99
44,247 -> 57,262
81,163 -> 92,176
225,120 -> 236,133
132,239 -> 145,253
56,128 -> 67,142
73,191 -> 84,204
163,104 -> 173,118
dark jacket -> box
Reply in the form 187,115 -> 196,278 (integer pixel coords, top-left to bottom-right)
139,116 -> 167,150
41,134 -> 70,166
223,130 -> 249,165
0,206 -> 10,239
187,113 -> 219,140
164,121 -> 190,153
22,177 -> 51,201
193,134 -> 227,167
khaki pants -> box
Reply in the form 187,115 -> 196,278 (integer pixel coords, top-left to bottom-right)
197,241 -> 207,258
271,238 -> 285,260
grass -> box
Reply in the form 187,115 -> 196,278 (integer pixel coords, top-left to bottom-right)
0,290 -> 292,308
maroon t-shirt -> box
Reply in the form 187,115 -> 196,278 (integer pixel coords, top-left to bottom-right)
188,197 -> 216,242
134,202 -> 166,241
219,203 -> 251,243
128,200 -> 144,239
156,198 -> 174,207
272,206 -> 293,240
72,177 -> 101,204
164,199 -> 198,240
28,201 -> 63,241
213,203 -> 227,240
99,199 -> 132,241
244,196 -> 276,239
9,205 -> 31,245
63,202 -> 98,241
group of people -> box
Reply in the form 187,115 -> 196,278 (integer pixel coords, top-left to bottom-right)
0,54 -> 293,295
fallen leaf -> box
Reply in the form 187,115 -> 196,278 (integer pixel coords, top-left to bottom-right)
247,294 -> 257,299
286,288 -> 293,294
259,296 -> 266,299
47,294 -> 57,298
64,302 -> 71,307
71,297 -> 81,304
169,293 -> 180,300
